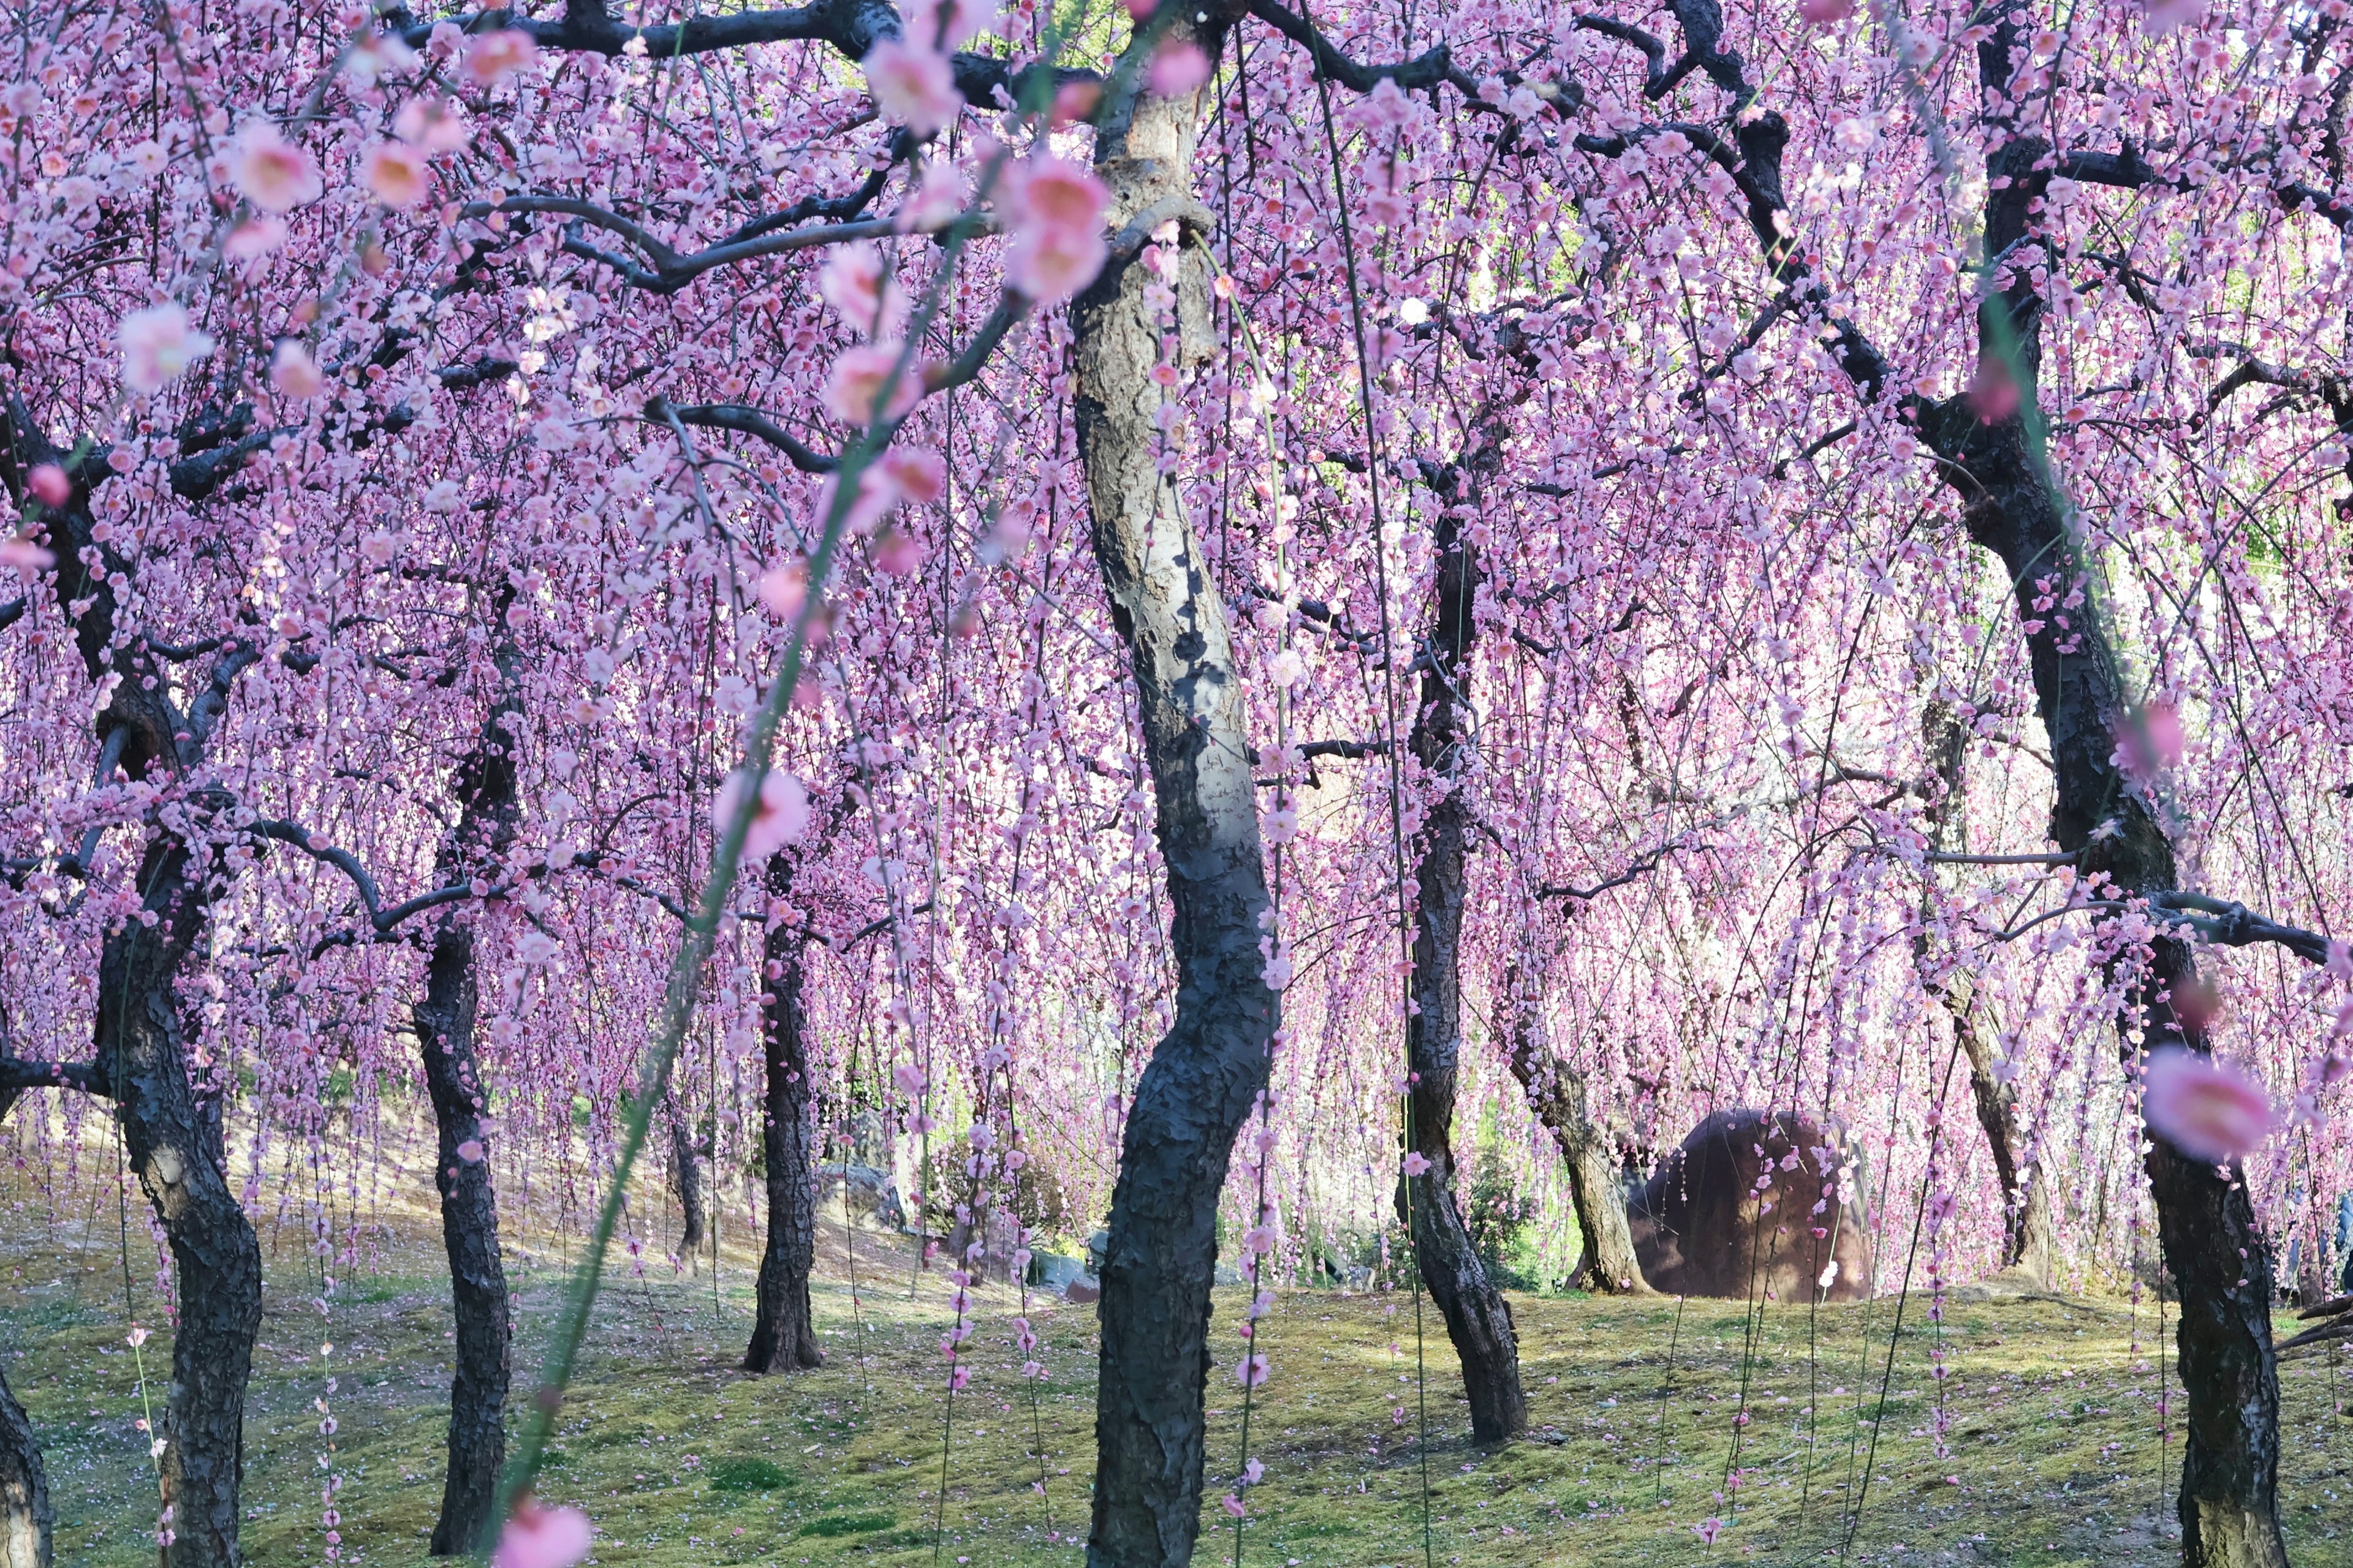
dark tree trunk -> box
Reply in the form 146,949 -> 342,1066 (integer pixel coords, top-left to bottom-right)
0,1365 -> 50,1568
1398,469 -> 1524,1444
415,916 -> 511,1557
414,656 -> 518,1558
106,834 -> 262,1568
745,885 -> 822,1374
1920,702 -> 2052,1286
668,1093 -> 708,1255
8,408 -> 263,1568
1501,984 -> 1650,1296
1075,31 -> 1279,1564
1910,124 -> 2286,1550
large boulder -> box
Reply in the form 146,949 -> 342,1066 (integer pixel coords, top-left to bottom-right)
1625,1108 -> 1873,1303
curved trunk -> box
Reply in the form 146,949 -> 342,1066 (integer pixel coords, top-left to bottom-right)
0,1366 -> 51,1568
1501,968 -> 1649,1293
1920,702 -> 2052,1286
1400,479 -> 1524,1443
745,899 -> 822,1374
1075,32 -> 1279,1564
105,835 -> 262,1568
415,917 -> 511,1556
668,1094 -> 708,1255
415,656 -> 518,1558
1916,233 -> 2285,1556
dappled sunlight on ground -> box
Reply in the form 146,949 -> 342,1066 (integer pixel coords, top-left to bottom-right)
2,1177 -> 2349,1566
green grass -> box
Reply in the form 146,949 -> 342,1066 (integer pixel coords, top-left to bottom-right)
2,1178 -> 2351,1566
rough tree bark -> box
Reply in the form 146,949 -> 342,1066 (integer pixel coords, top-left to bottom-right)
1073,21 -> 1280,1562
412,645 -> 518,1558
4,412 -> 263,1568
667,1092 -> 708,1255
1901,105 -> 2286,1558
1572,0 -> 2290,1550
744,853 -> 822,1374
1500,970 -> 1650,1295
0,1366 -> 50,1568
1919,702 -> 2052,1286
1399,465 -> 1525,1442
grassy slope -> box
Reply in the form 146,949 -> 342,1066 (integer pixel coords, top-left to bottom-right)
2,1181 -> 2349,1567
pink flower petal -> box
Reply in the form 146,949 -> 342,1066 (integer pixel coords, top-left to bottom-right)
2142,1046 -> 2276,1165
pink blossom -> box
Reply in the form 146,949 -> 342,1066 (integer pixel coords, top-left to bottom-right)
119,303 -> 213,395
902,0 -> 1000,49
1221,1493 -> 1245,1518
716,768 -> 811,863
2142,1047 -> 2276,1165
1233,1352 -> 1269,1387
456,1139 -> 486,1164
873,527 -> 925,575
463,29 -> 539,87
394,97 -> 471,153
1003,158 -> 1110,305
1051,80 -> 1104,127
271,341 -> 325,400
1796,0 -> 1852,21
25,464 -> 69,509
818,243 -> 902,338
865,39 -> 961,136
224,218 -> 288,260
825,344 -> 926,425
491,1499 -> 591,1568
227,121 -> 322,212
880,445 -> 947,504
362,142 -> 432,209
1401,1151 -> 1433,1177
756,560 -> 809,621
1147,40 -> 1212,97
1,536 -> 55,574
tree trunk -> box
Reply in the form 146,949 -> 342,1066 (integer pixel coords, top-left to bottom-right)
1500,980 -> 1651,1295
414,659 -> 518,1558
1399,475 -> 1524,1443
1075,30 -> 1280,1563
1914,175 -> 2286,1551
9,409 -> 262,1568
1949,985 -> 2054,1284
668,1093 -> 708,1255
415,915 -> 512,1556
0,1366 -> 50,1568
745,888 -> 822,1374
1919,702 -> 2052,1286
105,833 -> 262,1568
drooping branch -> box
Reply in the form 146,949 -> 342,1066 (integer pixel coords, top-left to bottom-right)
653,401 -> 839,474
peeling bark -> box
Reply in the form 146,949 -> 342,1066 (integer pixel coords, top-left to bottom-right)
1400,472 -> 1524,1442
0,1366 -> 50,1568
1074,28 -> 1279,1563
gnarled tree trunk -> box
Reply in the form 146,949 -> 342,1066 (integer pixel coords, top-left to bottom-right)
414,641 -> 518,1557
0,1366 -> 50,1568
1920,702 -> 2052,1286
108,830 -> 262,1568
1075,26 -> 1279,1562
1400,474 -> 1524,1442
745,863 -> 822,1374
667,1093 -> 708,1256
1911,127 -> 2285,1551
1501,973 -> 1650,1295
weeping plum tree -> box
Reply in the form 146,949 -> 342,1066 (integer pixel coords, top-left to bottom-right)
3,2 -> 2353,1568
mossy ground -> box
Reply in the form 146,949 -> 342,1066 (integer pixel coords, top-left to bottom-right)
3,1177 -> 2349,1567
